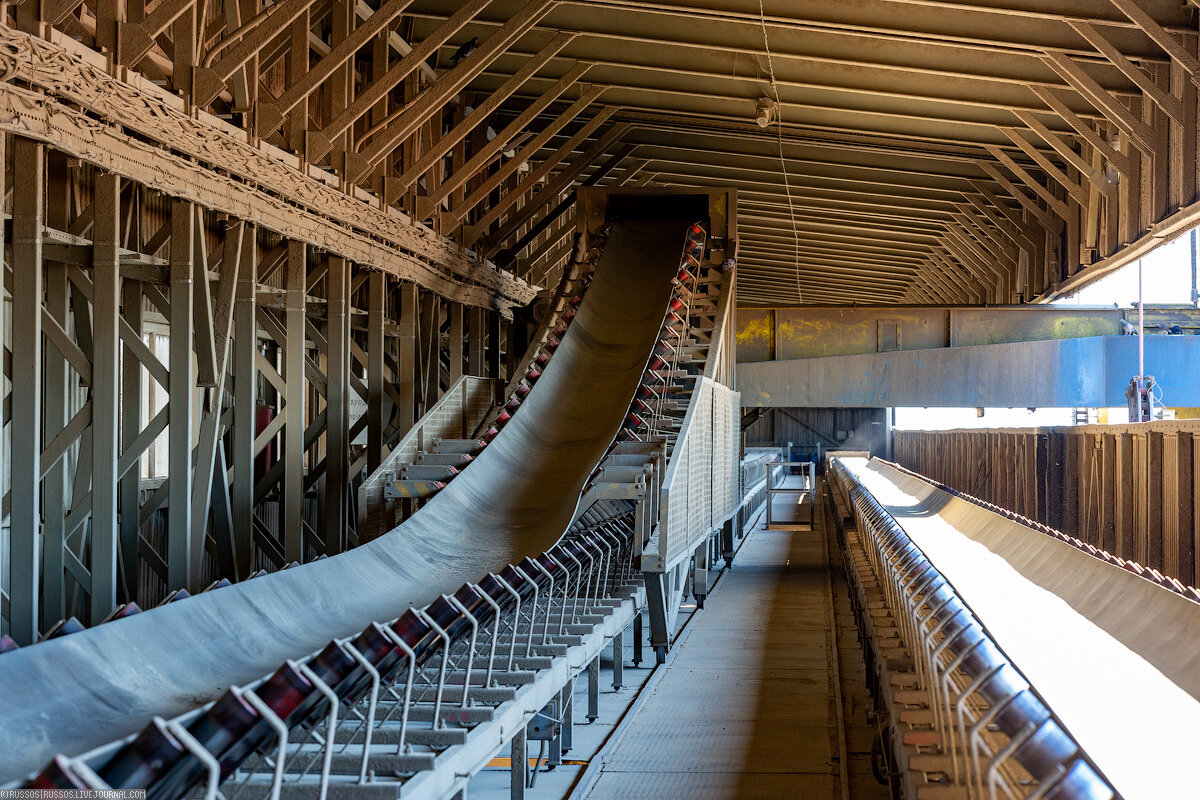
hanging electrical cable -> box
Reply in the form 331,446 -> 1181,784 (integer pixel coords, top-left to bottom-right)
758,0 -> 803,303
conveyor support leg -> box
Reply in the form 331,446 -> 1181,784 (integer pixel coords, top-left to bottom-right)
643,570 -> 671,658
612,628 -> 624,689
511,725 -> 526,800
587,656 -> 600,721
633,612 -> 643,666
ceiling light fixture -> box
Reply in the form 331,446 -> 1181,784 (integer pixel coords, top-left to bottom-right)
755,97 -> 775,128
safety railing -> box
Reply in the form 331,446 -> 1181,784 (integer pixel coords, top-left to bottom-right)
642,378 -> 739,571
357,376 -> 493,541
830,457 -> 1115,800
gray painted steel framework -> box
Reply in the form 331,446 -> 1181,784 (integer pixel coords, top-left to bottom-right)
0,140 -> 512,644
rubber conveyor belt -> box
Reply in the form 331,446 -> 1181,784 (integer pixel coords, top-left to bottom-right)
0,219 -> 691,782
837,457 -> 1200,800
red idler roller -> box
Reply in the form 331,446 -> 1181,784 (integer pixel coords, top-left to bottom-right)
287,641 -> 360,733
172,690 -> 260,786
476,572 -> 516,612
95,719 -> 186,796
647,354 -> 668,372
334,621 -> 407,705
504,396 -> 523,414
534,350 -> 551,368
494,410 -> 512,429
633,398 -> 655,415
623,412 -> 647,429
534,550 -> 567,579
562,308 -> 577,324
41,617 -> 85,640
193,662 -> 313,788
518,555 -> 550,587
545,337 -> 561,354
636,384 -> 665,400
514,381 -> 532,399
101,602 -> 143,623
25,756 -> 93,790
668,297 -> 685,314
568,295 -> 583,308
525,367 -> 542,385
0,634 -> 19,654
552,322 -> 569,338
390,608 -> 436,660
480,425 -> 500,444
688,221 -> 705,237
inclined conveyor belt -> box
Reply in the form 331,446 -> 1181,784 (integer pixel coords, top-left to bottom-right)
833,456 -> 1200,800
0,218 -> 691,782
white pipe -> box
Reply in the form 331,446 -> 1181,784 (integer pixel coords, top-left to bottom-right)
1138,257 -> 1145,385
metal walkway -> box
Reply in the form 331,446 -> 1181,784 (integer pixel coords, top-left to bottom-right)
579,502 -> 860,799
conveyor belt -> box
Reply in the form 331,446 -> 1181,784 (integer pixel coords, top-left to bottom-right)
0,219 -> 690,782
833,456 -> 1200,800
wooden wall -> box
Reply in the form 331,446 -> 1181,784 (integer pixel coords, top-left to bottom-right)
894,421 -> 1200,587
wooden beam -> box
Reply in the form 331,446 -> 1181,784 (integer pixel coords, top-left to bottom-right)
998,128 -> 1092,207
982,147 -> 1072,221
1025,86 -> 1133,175
193,0 -> 319,107
312,0 -> 492,158
463,106 -> 619,243
1108,0 -> 1200,79
393,32 -> 577,199
1069,20 -> 1184,124
352,0 -> 556,180
256,0 -> 419,137
1042,51 -> 1157,154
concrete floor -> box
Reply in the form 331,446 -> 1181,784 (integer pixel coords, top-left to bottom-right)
469,485 -> 891,800
464,607 -> 698,799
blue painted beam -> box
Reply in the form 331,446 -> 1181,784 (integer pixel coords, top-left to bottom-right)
737,335 -> 1200,408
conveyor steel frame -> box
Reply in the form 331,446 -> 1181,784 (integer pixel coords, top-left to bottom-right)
830,457 -> 1116,800
0,217 -> 695,786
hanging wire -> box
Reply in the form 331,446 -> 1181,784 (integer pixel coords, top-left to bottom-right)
758,0 -> 803,302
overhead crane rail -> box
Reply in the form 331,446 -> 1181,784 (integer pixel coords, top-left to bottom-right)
829,456 -> 1200,800
0,209 -> 739,800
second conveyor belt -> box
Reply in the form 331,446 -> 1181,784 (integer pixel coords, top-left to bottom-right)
833,456 -> 1200,800
0,218 -> 691,782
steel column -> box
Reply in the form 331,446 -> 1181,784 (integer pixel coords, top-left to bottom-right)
10,137 -> 44,643
367,271 -> 386,473
467,306 -> 485,377
119,279 -> 143,601
90,171 -> 122,622
230,225 -> 258,577
324,256 -> 350,554
167,200 -> 195,592
283,241 -> 307,564
396,282 -> 418,438
41,241 -> 69,626
448,301 -> 464,383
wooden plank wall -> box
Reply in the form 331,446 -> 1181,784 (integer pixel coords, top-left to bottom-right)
893,421 -> 1200,587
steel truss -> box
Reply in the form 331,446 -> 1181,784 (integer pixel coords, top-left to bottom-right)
0,139 -> 520,644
